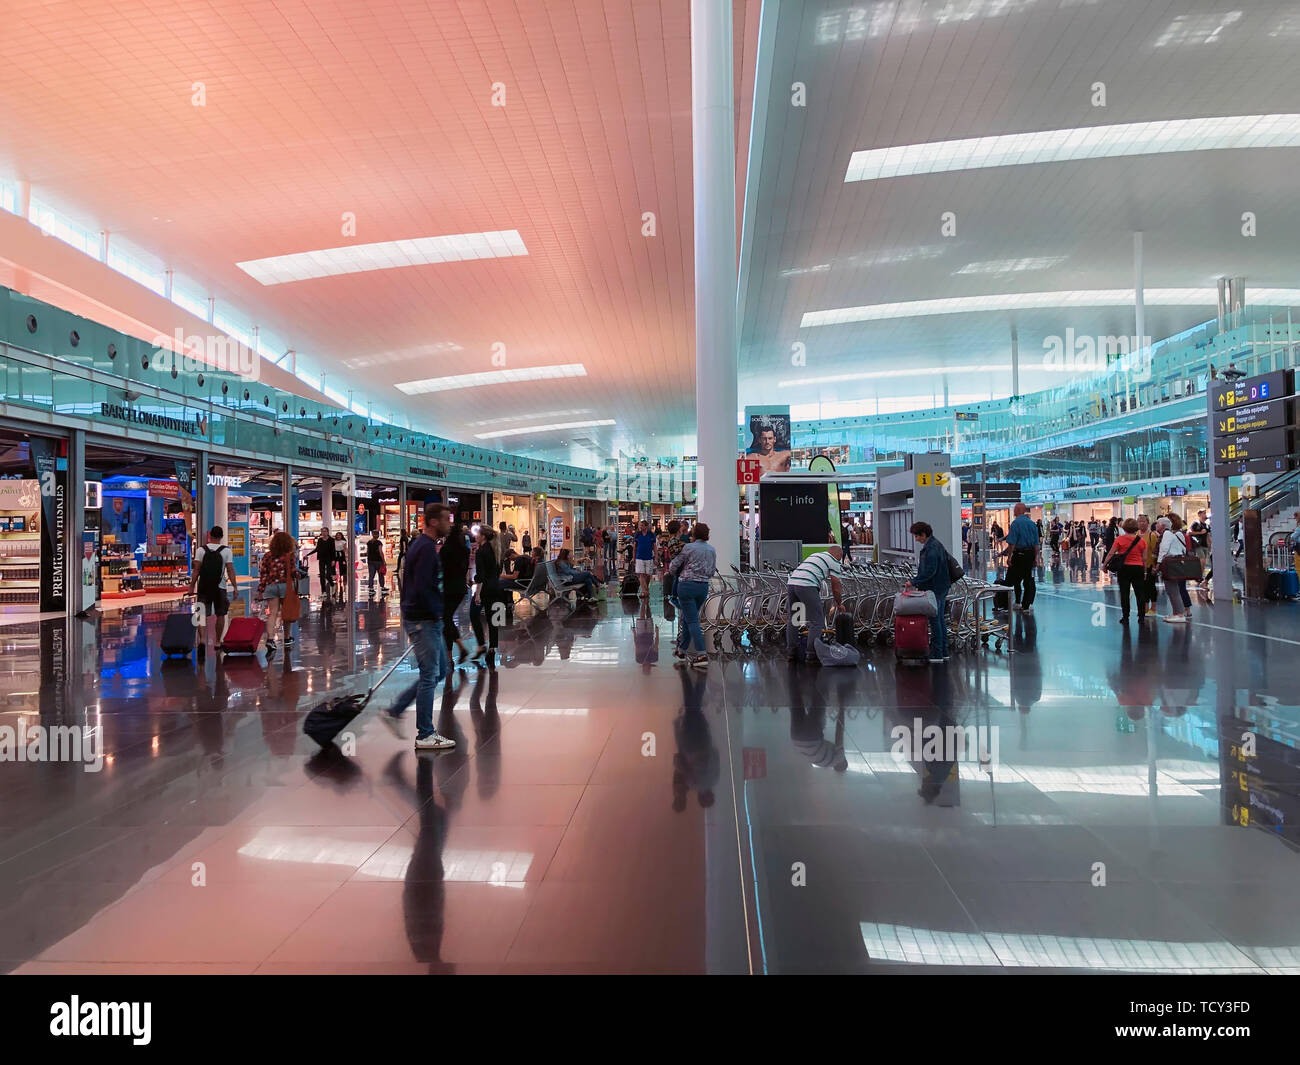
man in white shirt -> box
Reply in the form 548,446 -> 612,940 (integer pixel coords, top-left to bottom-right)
190,526 -> 238,658
785,547 -> 844,661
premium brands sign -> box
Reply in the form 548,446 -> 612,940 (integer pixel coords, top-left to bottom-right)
99,402 -> 205,436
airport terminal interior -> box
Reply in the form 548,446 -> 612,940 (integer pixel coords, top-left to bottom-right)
2,0 -> 1300,979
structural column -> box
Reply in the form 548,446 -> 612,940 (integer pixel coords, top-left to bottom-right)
691,0 -> 739,572
1010,325 -> 1019,400
1134,232 -> 1146,370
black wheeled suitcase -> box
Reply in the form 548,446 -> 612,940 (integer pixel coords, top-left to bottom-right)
620,572 -> 640,597
161,611 -> 196,657
834,611 -> 855,644
303,643 -> 416,747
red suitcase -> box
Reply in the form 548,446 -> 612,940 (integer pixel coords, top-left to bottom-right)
893,614 -> 930,662
220,616 -> 266,655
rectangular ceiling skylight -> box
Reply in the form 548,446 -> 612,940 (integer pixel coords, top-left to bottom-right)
474,419 -> 615,440
395,363 -> 587,395
844,114 -> 1300,182
799,288 -> 1300,329
237,229 -> 528,285
954,256 -> 1067,275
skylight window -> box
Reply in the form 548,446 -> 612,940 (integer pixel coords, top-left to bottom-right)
395,364 -> 587,396
237,229 -> 529,285
845,114 -> 1300,182
474,418 -> 615,440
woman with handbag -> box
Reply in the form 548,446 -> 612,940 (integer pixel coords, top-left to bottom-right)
1102,518 -> 1148,625
257,531 -> 299,656
1156,514 -> 1196,623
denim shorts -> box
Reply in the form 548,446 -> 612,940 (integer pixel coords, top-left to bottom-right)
262,582 -> 287,600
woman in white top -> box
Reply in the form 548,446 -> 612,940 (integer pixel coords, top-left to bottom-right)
1156,513 -> 1194,622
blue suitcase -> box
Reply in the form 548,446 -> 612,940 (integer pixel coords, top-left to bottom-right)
1271,569 -> 1300,599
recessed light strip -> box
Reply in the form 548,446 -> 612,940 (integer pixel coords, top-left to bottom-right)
237,229 -> 528,285
474,419 -> 615,440
845,114 -> 1300,182
801,288 -> 1300,329
395,364 -> 587,395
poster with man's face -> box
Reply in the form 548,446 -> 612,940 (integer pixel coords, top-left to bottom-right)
744,408 -> 792,473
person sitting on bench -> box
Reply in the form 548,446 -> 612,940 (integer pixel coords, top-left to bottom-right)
554,548 -> 600,599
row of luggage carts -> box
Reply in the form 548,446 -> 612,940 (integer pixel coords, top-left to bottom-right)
698,560 -> 1009,655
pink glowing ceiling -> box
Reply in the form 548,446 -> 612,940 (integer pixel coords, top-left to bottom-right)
0,0 -> 761,464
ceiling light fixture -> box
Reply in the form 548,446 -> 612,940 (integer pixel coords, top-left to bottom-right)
237,229 -> 528,285
395,363 -> 587,395
844,114 -> 1300,182
473,419 -> 615,440
800,288 -> 1300,329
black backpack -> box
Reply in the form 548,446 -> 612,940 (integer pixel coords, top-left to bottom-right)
197,545 -> 225,597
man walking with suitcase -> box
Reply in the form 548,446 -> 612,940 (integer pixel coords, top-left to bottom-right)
385,501 -> 456,750
190,526 -> 238,660
1002,502 -> 1040,615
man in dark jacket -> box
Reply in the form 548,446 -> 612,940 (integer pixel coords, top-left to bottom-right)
366,531 -> 388,599
906,521 -> 952,662
385,502 -> 455,750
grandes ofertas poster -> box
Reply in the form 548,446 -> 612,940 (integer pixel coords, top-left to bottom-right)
743,405 -> 792,473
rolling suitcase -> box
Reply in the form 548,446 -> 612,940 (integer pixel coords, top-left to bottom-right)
834,611 -> 855,645
894,614 -> 930,663
220,615 -> 266,655
1279,569 -> 1300,598
161,611 -> 196,657
303,643 -> 416,747
620,572 -> 640,597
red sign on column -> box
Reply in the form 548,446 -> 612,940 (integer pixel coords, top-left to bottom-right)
742,747 -> 767,779
737,458 -> 761,484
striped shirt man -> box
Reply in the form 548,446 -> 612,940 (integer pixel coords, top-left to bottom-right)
788,551 -> 842,591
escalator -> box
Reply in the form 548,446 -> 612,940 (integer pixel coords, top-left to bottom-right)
1228,465 -> 1300,525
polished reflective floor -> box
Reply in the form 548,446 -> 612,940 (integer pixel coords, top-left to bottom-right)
2,552 -> 1298,974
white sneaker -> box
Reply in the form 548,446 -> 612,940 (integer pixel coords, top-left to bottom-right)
1161,614 -> 1187,623
415,731 -> 456,750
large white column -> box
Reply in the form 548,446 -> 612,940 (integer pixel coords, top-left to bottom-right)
692,0 -> 739,572
1134,232 -> 1146,370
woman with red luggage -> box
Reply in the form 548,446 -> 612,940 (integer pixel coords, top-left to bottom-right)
258,531 -> 298,656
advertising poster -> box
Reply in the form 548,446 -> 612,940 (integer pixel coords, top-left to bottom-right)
81,531 -> 98,613
30,438 -> 67,613
743,405 -> 792,473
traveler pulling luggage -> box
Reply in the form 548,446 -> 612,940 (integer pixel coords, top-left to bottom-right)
304,644 -> 416,747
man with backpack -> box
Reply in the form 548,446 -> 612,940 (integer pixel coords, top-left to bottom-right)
190,526 -> 238,659
366,530 -> 388,599
1290,511 -> 1300,573
1188,510 -> 1211,582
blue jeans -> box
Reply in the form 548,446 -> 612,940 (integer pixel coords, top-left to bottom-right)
929,593 -> 948,659
395,619 -> 449,738
675,580 -> 709,654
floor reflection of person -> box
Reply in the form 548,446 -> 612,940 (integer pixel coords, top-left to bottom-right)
633,598 -> 658,672
385,753 -> 453,974
469,669 -> 501,802
672,669 -> 719,810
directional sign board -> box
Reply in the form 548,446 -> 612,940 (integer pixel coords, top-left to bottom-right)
1211,369 -> 1293,411
1213,399 -> 1292,437
1215,455 -> 1296,478
1215,428 -> 1293,465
